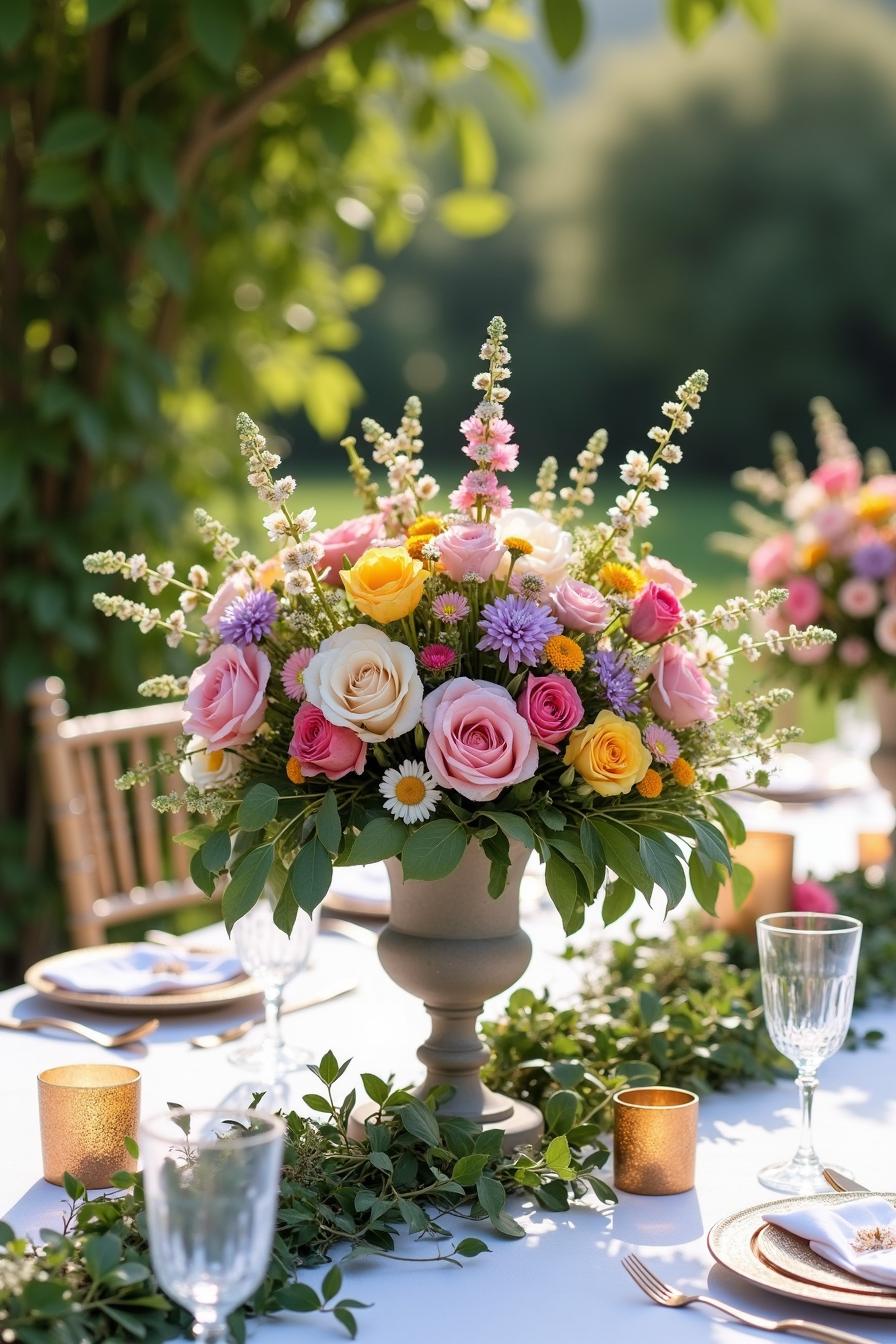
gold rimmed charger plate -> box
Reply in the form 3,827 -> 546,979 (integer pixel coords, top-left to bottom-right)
25,944 -> 262,1016
708,1191 -> 896,1316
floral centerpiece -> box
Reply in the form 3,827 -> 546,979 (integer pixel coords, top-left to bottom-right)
84,316 -> 832,1140
716,397 -> 895,699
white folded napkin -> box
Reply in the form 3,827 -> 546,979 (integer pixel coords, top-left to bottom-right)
45,946 -> 244,996
764,1196 -> 896,1288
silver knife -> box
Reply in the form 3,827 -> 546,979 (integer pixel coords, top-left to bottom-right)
189,978 -> 359,1049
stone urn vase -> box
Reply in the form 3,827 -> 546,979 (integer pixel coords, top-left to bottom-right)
869,677 -> 896,802
348,840 -> 544,1152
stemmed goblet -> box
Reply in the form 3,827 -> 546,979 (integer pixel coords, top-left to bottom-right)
141,1107 -> 285,1344
757,912 -> 862,1194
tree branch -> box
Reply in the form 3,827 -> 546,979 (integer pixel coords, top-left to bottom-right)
176,0 -> 421,189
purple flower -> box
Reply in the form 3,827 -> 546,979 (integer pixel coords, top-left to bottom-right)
851,540 -> 896,581
477,594 -> 561,673
644,723 -> 680,764
591,648 -> 640,718
432,591 -> 470,625
219,589 -> 279,646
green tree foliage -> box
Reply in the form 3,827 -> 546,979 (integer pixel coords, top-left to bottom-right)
521,0 -> 896,472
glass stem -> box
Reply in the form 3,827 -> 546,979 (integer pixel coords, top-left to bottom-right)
264,983 -> 284,1054
794,1071 -> 818,1166
192,1311 -> 228,1343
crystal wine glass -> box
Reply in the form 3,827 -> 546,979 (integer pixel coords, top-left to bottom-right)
757,912 -> 862,1194
141,1107 -> 285,1344
229,889 -> 318,1076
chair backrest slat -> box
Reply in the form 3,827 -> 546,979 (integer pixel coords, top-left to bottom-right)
99,741 -> 138,895
161,730 -> 191,881
130,737 -> 162,887
73,745 -> 116,898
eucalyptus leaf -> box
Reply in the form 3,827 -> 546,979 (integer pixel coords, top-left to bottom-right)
346,816 -> 408,865
289,839 -> 333,916
222,844 -> 274,933
401,820 -> 466,881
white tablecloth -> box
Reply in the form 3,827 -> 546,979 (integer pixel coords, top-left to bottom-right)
3,884 -> 896,1344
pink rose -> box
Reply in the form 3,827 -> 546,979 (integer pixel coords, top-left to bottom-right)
289,703 -> 367,780
183,643 -> 270,748
749,534 -> 794,587
203,571 -> 252,632
838,577 -> 879,618
839,636 -> 870,667
640,555 -> 695,599
812,504 -> 852,542
313,514 -> 385,585
517,674 -> 584,752
784,575 -> 823,626
628,582 -> 683,643
437,523 -> 503,583
550,578 -> 610,634
422,677 -> 538,801
649,644 -> 717,728
791,879 -> 839,915
810,458 -> 862,497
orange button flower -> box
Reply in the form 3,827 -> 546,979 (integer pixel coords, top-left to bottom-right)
563,710 -> 651,797
341,546 -> 427,624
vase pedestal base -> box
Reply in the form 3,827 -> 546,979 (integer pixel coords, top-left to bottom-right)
347,1095 -> 543,1155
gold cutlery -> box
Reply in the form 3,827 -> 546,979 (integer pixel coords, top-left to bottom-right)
621,1252 -> 875,1344
0,1015 -> 159,1048
823,1169 -> 870,1194
189,979 -> 359,1049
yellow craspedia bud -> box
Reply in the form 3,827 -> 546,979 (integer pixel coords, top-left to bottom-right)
341,546 -> 427,624
856,490 -> 895,525
286,757 -> 304,784
563,710 -> 652,798
544,634 -> 585,672
798,540 -> 828,570
405,536 -> 430,561
671,757 -> 696,787
636,768 -> 663,799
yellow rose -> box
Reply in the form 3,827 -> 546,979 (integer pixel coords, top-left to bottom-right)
563,710 -> 652,797
341,546 -> 427,624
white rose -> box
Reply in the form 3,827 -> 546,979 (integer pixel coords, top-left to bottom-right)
494,507 -> 573,589
304,625 -> 423,742
180,736 -> 242,790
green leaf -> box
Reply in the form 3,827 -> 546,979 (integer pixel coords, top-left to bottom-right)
691,818 -> 733,874
451,1153 -> 489,1186
545,1089 -> 578,1136
322,1264 -> 342,1301
361,1072 -> 390,1105
137,149 -> 179,216
315,789 -> 342,855
638,829 -> 687,909
237,783 -> 279,831
84,1232 -> 121,1280
63,1172 -> 85,1201
347,816 -> 408,865
688,848 -> 723,915
173,823 -> 214,850
731,861 -> 754,910
124,1136 -> 139,1159
272,880 -> 299,936
454,107 -> 497,189
589,818 -> 653,895
397,1198 -> 429,1232
602,878 -> 635,925
200,829 -> 231,874
188,0 -> 246,72
0,0 -> 30,52
289,838 -> 333,915
711,796 -> 747,847
401,819 -> 466,881
86,0 -> 133,24
475,1174 -> 505,1220
481,811 -> 534,851
28,161 -> 90,209
368,1149 -> 393,1174
190,849 -> 217,898
541,0 -> 586,62
544,851 -> 580,933
544,1134 -> 574,1176
666,0 -> 725,44
276,1283 -> 321,1313
145,234 -> 192,295
455,1238 -> 491,1258
739,0 -> 776,33
334,1308 -> 358,1339
42,110 -> 108,158
639,989 -> 663,1027
222,844 -> 274,933
398,1098 -> 441,1147
436,190 -> 512,238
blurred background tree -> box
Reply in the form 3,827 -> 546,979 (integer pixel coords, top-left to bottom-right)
2,0 -> 769,970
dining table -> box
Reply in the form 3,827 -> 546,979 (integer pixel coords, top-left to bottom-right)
3,748 -> 896,1344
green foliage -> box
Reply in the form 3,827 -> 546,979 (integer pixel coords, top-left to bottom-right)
0,1052 -> 611,1340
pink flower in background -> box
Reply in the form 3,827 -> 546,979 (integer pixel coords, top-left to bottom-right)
550,578 -> 610,634
790,640 -> 832,665
281,647 -> 314,701
203,570 -> 252,632
838,577 -> 879,619
422,677 -> 538,801
749,534 -> 794,587
289,703 -> 366,780
313,514 -> 385,585
810,458 -> 862,497
437,523 -> 504,582
420,643 -> 456,672
783,575 -> 824,626
517,673 -> 584,751
183,642 -> 270,748
875,604 -> 896,654
812,504 -> 852,542
649,644 -> 717,728
791,879 -> 839,915
628,582 -> 683,643
838,636 -> 871,667
640,555 -> 695,599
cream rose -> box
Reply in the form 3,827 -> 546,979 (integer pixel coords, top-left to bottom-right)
179,736 -> 242,791
303,625 -> 423,743
494,507 -> 573,589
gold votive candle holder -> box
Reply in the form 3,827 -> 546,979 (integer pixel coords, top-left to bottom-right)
711,830 -> 794,939
38,1063 -> 141,1188
613,1086 -> 698,1196
858,831 -> 892,870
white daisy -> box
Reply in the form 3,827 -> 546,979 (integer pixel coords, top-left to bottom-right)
379,760 -> 441,824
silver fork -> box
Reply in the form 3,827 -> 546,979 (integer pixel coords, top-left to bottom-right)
621,1253 -> 876,1344
0,1016 -> 159,1048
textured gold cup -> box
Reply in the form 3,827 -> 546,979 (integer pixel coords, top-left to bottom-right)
613,1086 -> 698,1196
711,830 -> 794,939
38,1063 -> 140,1188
